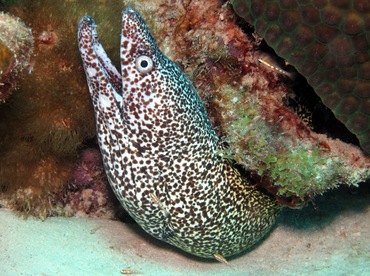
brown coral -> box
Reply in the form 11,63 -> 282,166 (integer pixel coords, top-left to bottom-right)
231,0 -> 370,154
0,0 -> 368,219
0,0 -> 125,217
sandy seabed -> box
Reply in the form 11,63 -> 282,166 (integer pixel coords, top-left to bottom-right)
1,186 -> 369,276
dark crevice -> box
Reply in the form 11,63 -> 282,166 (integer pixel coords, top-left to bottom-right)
236,17 -> 360,147
286,73 -> 359,146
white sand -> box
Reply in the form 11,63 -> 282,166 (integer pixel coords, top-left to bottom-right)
1,188 -> 369,276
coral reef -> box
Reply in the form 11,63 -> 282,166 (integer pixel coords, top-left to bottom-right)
151,0 -> 369,205
216,83 -> 368,205
0,0 -> 368,220
231,0 -> 370,154
0,12 -> 33,102
0,0 -> 126,217
64,148 -> 115,218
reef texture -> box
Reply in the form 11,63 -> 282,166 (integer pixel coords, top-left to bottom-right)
63,149 -> 115,217
231,0 -> 370,155
148,0 -> 369,206
0,0 -> 368,219
0,12 -> 33,102
0,1 -> 126,218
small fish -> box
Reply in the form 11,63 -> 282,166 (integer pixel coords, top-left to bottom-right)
121,269 -> 142,275
257,53 -> 295,79
214,253 -> 229,265
78,6 -> 281,259
149,193 -> 170,218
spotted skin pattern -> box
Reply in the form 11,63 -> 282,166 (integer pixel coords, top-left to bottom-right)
78,7 -> 280,259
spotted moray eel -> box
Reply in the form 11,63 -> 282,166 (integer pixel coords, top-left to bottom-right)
77,7 -> 281,259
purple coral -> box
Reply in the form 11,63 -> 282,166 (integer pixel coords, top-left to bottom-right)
70,148 -> 103,188
65,148 -> 114,217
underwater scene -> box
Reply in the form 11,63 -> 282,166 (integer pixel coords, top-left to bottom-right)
0,0 -> 369,275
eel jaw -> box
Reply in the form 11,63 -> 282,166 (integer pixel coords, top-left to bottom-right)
77,15 -> 127,174
77,16 -> 123,116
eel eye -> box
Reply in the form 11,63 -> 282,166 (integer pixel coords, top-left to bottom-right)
135,55 -> 153,74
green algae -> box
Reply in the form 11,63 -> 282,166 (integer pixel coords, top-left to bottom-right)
217,84 -> 367,202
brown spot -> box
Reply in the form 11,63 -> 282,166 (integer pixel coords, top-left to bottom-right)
333,37 -> 353,56
313,0 -> 328,9
339,96 -> 359,114
322,92 -> 341,109
323,6 -> 342,25
353,34 -> 369,51
309,42 -> 328,61
300,60 -> 318,77
347,113 -> 369,132
336,55 -> 354,67
361,98 -> 370,114
280,10 -> 300,32
354,0 -> 370,13
265,3 -> 280,21
359,61 -> 370,79
295,25 -> 314,46
276,37 -> 294,56
265,24 -> 283,43
332,0 -> 350,9
300,6 -> 321,25
355,83 -> 370,98
327,68 -> 340,81
280,0 -> 298,9
308,71 -> 324,86
316,24 -> 338,43
344,12 -> 364,34
250,0 -> 265,16
338,79 -> 356,95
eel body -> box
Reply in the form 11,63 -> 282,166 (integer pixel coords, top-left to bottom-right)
78,7 -> 280,259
